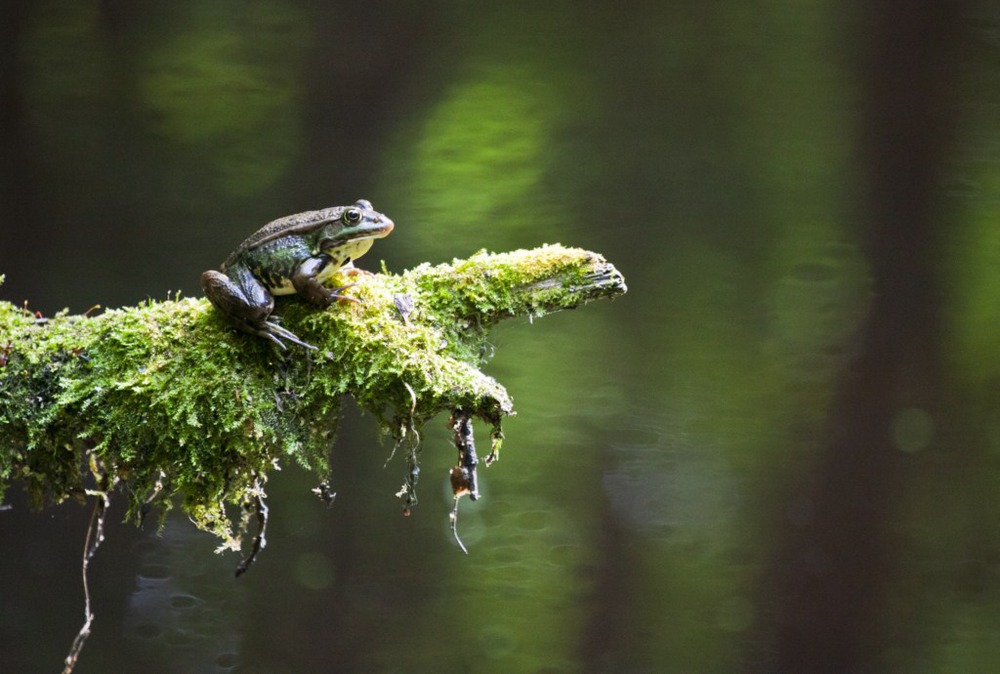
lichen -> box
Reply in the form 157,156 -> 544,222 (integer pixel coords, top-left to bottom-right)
0,245 -> 626,549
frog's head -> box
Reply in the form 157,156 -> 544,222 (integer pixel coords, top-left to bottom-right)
323,199 -> 394,262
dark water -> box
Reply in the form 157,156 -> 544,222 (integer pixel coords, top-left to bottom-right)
2,1 -> 1000,672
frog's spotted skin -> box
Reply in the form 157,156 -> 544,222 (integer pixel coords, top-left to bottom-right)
201,199 -> 394,350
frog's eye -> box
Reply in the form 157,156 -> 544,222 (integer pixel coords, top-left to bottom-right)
342,208 -> 363,225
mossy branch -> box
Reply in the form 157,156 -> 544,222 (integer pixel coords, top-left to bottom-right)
0,245 -> 626,548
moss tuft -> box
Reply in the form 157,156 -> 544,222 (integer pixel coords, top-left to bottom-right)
0,245 -> 625,547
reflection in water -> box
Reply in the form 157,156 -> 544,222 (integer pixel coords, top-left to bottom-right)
766,224 -> 870,392
602,415 -> 738,547
124,516 -> 244,674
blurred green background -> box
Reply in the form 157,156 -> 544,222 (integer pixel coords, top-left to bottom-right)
2,0 -> 999,672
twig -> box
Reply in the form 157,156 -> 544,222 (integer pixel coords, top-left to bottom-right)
234,487 -> 269,577
448,411 -> 481,554
62,480 -> 111,673
449,500 -> 468,555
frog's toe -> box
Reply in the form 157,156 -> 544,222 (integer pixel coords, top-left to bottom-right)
259,330 -> 290,350
263,322 -> 317,350
329,283 -> 363,304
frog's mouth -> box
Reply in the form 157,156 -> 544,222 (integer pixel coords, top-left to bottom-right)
322,216 -> 394,267
363,217 -> 394,239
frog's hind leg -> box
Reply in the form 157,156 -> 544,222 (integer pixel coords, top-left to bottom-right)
202,269 -> 314,350
202,269 -> 273,326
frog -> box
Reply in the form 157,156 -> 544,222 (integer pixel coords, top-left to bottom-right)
201,199 -> 394,350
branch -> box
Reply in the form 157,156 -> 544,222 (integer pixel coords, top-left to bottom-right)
0,245 -> 626,548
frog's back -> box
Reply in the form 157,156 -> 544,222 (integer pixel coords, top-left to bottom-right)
223,207 -> 342,267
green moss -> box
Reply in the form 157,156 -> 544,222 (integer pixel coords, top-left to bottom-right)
0,246 -> 625,548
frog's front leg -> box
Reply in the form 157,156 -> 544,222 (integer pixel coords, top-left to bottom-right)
291,255 -> 361,308
201,267 -> 315,350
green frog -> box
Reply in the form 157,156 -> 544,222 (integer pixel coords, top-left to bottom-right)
201,199 -> 394,350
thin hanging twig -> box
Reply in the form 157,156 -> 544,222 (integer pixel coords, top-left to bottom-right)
62,480 -> 111,674
448,410 -> 481,554
449,499 -> 468,555
234,485 -> 269,577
